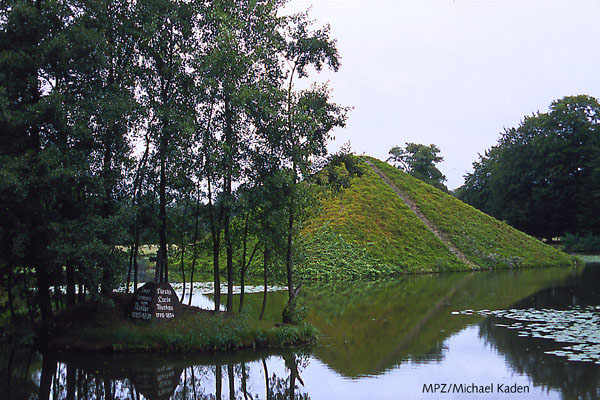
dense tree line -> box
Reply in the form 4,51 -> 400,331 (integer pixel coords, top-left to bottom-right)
0,0 -> 347,333
458,95 -> 600,240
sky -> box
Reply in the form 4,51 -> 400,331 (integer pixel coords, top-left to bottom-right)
282,0 -> 600,189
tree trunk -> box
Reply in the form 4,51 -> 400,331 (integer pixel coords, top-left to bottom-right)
259,246 -> 269,321
239,242 -> 258,313
228,364 -> 235,400
189,182 -> 201,306
286,166 -> 296,301
34,264 -> 53,335
262,358 -> 269,400
179,202 -> 188,301
66,364 -> 75,400
215,365 -> 222,400
100,131 -> 114,295
207,176 -> 221,311
132,227 -> 140,291
78,281 -> 84,303
126,243 -> 134,293
66,260 -> 76,307
38,354 -> 55,400
241,363 -> 250,400
128,129 -> 150,292
224,92 -> 234,314
23,272 -> 35,325
238,214 -> 249,312
6,248 -> 15,321
159,132 -> 168,282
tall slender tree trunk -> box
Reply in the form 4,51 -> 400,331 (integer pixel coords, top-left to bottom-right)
128,129 -> 150,291
66,364 -> 75,400
223,92 -> 234,314
6,245 -> 15,321
30,174 -> 53,331
179,202 -> 188,301
215,365 -> 222,400
262,358 -> 269,400
188,182 -> 201,305
238,214 -> 249,312
66,260 -> 76,307
132,226 -> 140,291
78,281 -> 84,303
159,120 -> 168,283
241,363 -> 250,400
228,364 -> 235,400
239,242 -> 258,313
34,263 -> 53,334
24,272 -> 35,325
286,65 -> 298,304
38,354 -> 55,400
207,176 -> 220,311
259,246 -> 269,321
126,243 -> 134,293
100,132 -> 114,295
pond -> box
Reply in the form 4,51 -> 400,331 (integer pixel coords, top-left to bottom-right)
2,263 -> 599,399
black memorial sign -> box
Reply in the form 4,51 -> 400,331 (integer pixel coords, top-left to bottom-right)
130,282 -> 181,321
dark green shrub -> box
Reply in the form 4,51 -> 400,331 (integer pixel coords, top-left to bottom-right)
562,233 -> 600,254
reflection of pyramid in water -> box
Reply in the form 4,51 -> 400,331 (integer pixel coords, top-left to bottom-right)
304,267 -> 575,378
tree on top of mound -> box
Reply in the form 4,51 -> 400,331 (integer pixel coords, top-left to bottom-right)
388,143 -> 447,192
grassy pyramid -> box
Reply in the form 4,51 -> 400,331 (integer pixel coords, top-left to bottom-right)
297,156 -> 576,280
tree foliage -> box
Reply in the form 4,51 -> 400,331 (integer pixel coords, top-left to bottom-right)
459,95 -> 600,239
388,143 -> 447,191
0,0 -> 347,328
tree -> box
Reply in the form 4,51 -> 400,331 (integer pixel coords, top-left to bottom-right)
459,95 -> 600,239
0,0 -> 138,330
137,0 -> 196,283
281,14 -> 349,321
388,143 -> 447,191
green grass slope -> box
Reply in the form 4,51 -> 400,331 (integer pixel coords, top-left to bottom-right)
366,157 -> 576,269
297,156 -> 575,280
299,160 -> 467,280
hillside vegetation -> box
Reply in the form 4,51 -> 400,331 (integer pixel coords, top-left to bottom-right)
297,156 -> 575,280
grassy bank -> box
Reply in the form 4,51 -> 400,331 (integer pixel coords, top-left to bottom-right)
46,294 -> 317,353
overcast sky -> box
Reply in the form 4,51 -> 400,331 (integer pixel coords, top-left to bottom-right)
283,0 -> 600,189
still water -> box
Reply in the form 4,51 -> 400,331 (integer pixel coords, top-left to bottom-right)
3,264 -> 599,399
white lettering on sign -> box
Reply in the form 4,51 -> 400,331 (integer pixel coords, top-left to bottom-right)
137,295 -> 152,302
156,304 -> 173,311
157,288 -> 171,295
155,312 -> 175,319
134,303 -> 150,312
157,296 -> 171,303
131,311 -> 151,320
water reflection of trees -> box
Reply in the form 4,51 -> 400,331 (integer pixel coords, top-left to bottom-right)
478,266 -> 600,400
479,317 -> 600,400
19,350 -> 311,400
0,346 -> 41,400
301,267 -> 574,377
